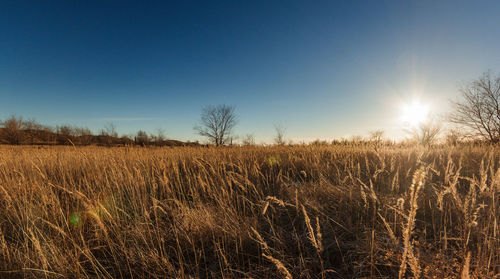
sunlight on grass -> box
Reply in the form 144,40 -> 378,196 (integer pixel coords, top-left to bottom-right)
0,145 -> 497,278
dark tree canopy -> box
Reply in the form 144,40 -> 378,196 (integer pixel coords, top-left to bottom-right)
194,105 -> 238,146
450,71 -> 500,143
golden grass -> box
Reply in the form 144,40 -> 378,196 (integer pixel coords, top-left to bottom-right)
0,145 -> 498,278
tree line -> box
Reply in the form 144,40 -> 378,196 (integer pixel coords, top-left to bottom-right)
0,117 -> 199,146
2,71 -> 500,146
193,71 -> 500,146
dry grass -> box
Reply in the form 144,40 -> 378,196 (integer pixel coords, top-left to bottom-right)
0,145 -> 498,278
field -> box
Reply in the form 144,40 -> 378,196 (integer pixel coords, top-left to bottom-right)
0,145 -> 498,278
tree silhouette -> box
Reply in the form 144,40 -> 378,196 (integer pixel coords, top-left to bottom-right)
450,71 -> 500,142
194,105 -> 238,146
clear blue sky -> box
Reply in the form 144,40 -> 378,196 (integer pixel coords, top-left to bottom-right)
1,1 -> 500,142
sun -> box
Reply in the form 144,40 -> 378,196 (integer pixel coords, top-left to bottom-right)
400,100 -> 429,127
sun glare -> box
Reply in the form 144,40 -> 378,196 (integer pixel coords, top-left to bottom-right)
400,100 -> 429,127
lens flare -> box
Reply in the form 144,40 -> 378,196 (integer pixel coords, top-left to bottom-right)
69,212 -> 82,227
400,100 -> 429,127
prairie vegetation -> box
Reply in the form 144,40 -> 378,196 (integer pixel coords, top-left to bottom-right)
0,145 -> 498,278
0,115 -> 199,147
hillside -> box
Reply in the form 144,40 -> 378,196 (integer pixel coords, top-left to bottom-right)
0,127 -> 201,147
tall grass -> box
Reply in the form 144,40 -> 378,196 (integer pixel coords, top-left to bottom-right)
0,145 -> 498,278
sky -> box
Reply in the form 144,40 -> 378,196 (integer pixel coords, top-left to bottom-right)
1,0 -> 500,143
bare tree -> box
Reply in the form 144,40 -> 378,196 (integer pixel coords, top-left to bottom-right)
242,134 -> 255,146
102,123 -> 118,138
57,125 -> 74,136
450,71 -> 500,143
350,135 -> 364,145
1,115 -> 26,144
194,105 -> 238,146
74,127 -> 93,145
152,128 -> 166,145
135,130 -> 149,146
405,120 -> 441,146
369,129 -> 385,150
444,129 -> 462,146
98,123 -> 118,146
227,135 -> 238,146
369,129 -> 384,143
56,125 -> 75,145
24,118 -> 43,144
274,124 -> 286,145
